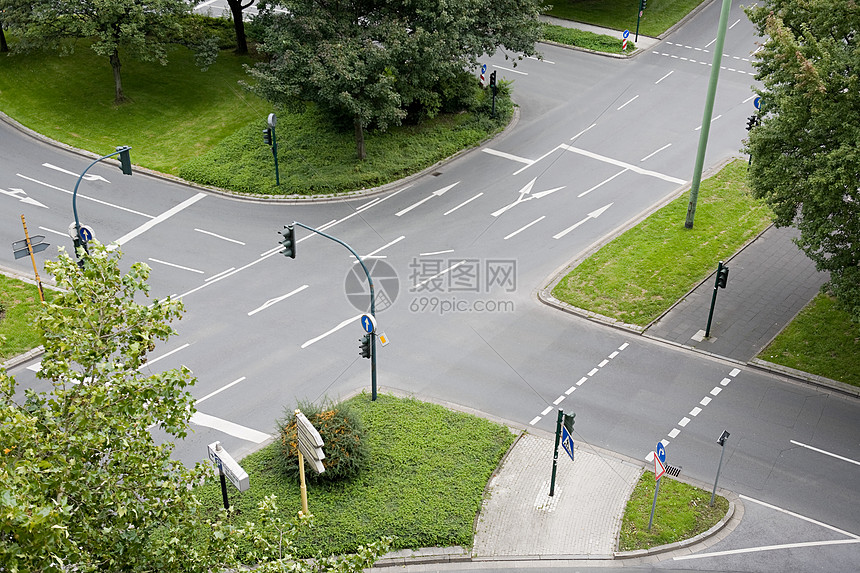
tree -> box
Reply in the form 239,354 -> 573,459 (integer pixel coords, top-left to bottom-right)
246,0 -> 542,159
0,243 -> 391,572
745,0 -> 860,321
227,0 -> 254,54
0,0 -> 214,104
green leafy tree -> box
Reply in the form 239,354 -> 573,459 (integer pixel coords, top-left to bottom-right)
0,0 -> 215,103
745,0 -> 860,321
227,0 -> 254,54
0,243 -> 390,572
246,0 -> 542,159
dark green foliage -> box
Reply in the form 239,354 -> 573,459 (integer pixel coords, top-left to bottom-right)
277,400 -> 369,484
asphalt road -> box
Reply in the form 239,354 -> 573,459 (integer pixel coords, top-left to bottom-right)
2,2 -> 858,570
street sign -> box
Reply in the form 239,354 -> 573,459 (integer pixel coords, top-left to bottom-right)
207,441 -> 250,491
754,96 -> 761,110
79,225 -> 94,243
378,331 -> 389,346
623,29 -> 630,39
295,410 -> 326,474
13,236 -> 44,250
13,242 -> 49,259
561,425 -> 575,461
360,314 -> 377,334
656,442 -> 666,464
654,455 -> 666,481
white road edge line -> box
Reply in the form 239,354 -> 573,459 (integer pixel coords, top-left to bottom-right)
673,539 -> 860,561
790,440 -> 860,467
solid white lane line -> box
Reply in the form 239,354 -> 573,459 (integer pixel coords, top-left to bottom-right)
112,192 -> 207,249
729,18 -> 741,29
513,144 -> 565,175
674,539 -> 860,561
17,173 -> 153,218
39,226 -> 69,237
418,249 -> 455,256
570,123 -> 597,141
790,440 -> 860,467
412,260 -> 467,290
655,71 -> 674,84
560,145 -> 686,184
301,314 -> 362,349
247,285 -> 309,316
617,95 -> 640,110
739,494 -> 860,539
504,216 -> 545,240
492,64 -> 527,75
578,168 -> 627,197
640,143 -> 672,162
695,114 -> 722,131
364,236 -> 405,258
196,377 -> 247,405
444,193 -> 483,215
190,411 -> 270,443
206,267 -> 236,282
148,258 -> 204,274
138,343 -> 191,370
482,148 -> 534,165
195,228 -> 245,245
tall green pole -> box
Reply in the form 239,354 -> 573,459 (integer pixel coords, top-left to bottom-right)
685,0 -> 733,229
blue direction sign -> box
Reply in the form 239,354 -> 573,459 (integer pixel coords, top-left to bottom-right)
360,314 -> 377,334
561,425 -> 575,461
79,225 -> 94,243
656,442 -> 666,464
753,96 -> 761,110
623,29 -> 630,39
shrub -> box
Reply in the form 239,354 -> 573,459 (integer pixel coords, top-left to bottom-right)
276,400 -> 368,483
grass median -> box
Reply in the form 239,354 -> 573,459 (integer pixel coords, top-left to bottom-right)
196,393 -> 515,559
545,0 -> 706,37
0,274 -> 51,362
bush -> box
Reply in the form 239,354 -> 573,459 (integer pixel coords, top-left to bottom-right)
276,400 -> 368,483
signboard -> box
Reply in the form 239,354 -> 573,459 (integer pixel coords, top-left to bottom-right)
753,96 -> 761,110
79,225 -> 95,243
561,425 -> 575,461
295,410 -> 326,474
654,455 -> 666,481
360,314 -> 377,334
207,441 -> 250,491
656,442 -> 666,464
13,237 -> 49,259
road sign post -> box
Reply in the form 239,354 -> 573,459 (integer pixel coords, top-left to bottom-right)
267,113 -> 280,186
711,430 -> 730,506
13,215 -> 48,301
207,441 -> 250,511
295,410 -> 326,515
648,443 -> 667,531
705,261 -> 729,338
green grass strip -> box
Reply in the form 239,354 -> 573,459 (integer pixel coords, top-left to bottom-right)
196,393 -> 515,559
619,471 -> 728,551
0,274 -> 51,360
541,24 -> 635,53
545,0 -> 706,38
552,160 -> 773,326
760,293 -> 860,387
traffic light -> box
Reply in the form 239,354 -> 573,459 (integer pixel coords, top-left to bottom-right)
359,334 -> 371,359
640,0 -> 646,11
746,115 -> 758,131
278,224 -> 296,259
489,70 -> 496,88
563,412 -> 575,435
263,128 -> 272,146
716,264 -> 729,288
116,146 -> 132,175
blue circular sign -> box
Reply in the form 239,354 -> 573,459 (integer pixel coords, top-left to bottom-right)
79,225 -> 94,243
656,442 -> 666,464
360,314 -> 377,334
623,29 -> 630,39
753,96 -> 761,110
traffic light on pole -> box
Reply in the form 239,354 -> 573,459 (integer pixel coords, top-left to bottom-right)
716,263 -> 729,288
640,0 -> 646,11
116,146 -> 133,175
278,224 -> 296,259
359,334 -> 371,359
489,71 -> 496,88
563,412 -> 575,435
746,115 -> 757,131
263,128 -> 272,146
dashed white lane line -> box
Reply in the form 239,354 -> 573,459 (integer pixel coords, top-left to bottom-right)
529,342 -> 630,425
700,396 -> 712,406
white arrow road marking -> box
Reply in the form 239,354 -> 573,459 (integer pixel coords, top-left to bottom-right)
17,174 -> 153,217
301,314 -> 363,348
247,284 -> 309,316
1,187 -> 49,209
395,182 -> 460,216
43,163 -> 109,182
491,178 -> 566,217
553,203 -> 613,239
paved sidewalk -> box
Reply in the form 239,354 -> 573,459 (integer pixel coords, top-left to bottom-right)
645,225 -> 829,362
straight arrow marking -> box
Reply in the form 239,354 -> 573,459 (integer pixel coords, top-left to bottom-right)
43,162 -> 109,182
395,182 -> 460,216
1,188 -> 49,209
553,203 -> 613,239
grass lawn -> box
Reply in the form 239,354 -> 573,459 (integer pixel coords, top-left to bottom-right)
759,293 -> 860,387
619,471 -> 728,551
196,394 -> 515,560
542,24 -> 636,53
546,0 -> 706,37
0,274 -> 50,361
552,160 -> 773,326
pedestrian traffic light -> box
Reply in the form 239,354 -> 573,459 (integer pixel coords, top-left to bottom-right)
746,115 -> 758,131
263,128 -> 272,146
489,71 -> 496,88
116,146 -> 132,175
563,412 -> 575,435
359,334 -> 371,359
716,264 -> 729,288
278,224 -> 296,259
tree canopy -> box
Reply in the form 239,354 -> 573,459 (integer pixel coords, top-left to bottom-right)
745,0 -> 860,321
246,0 -> 543,158
0,0 -> 217,103
0,243 -> 390,572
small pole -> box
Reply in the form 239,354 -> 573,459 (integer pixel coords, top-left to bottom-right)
297,450 -> 309,515
271,128 -> 280,186
20,215 -> 44,302
705,261 -> 723,338
648,476 -> 661,531
549,409 -> 564,497
219,468 -> 230,511
711,430 -> 730,506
